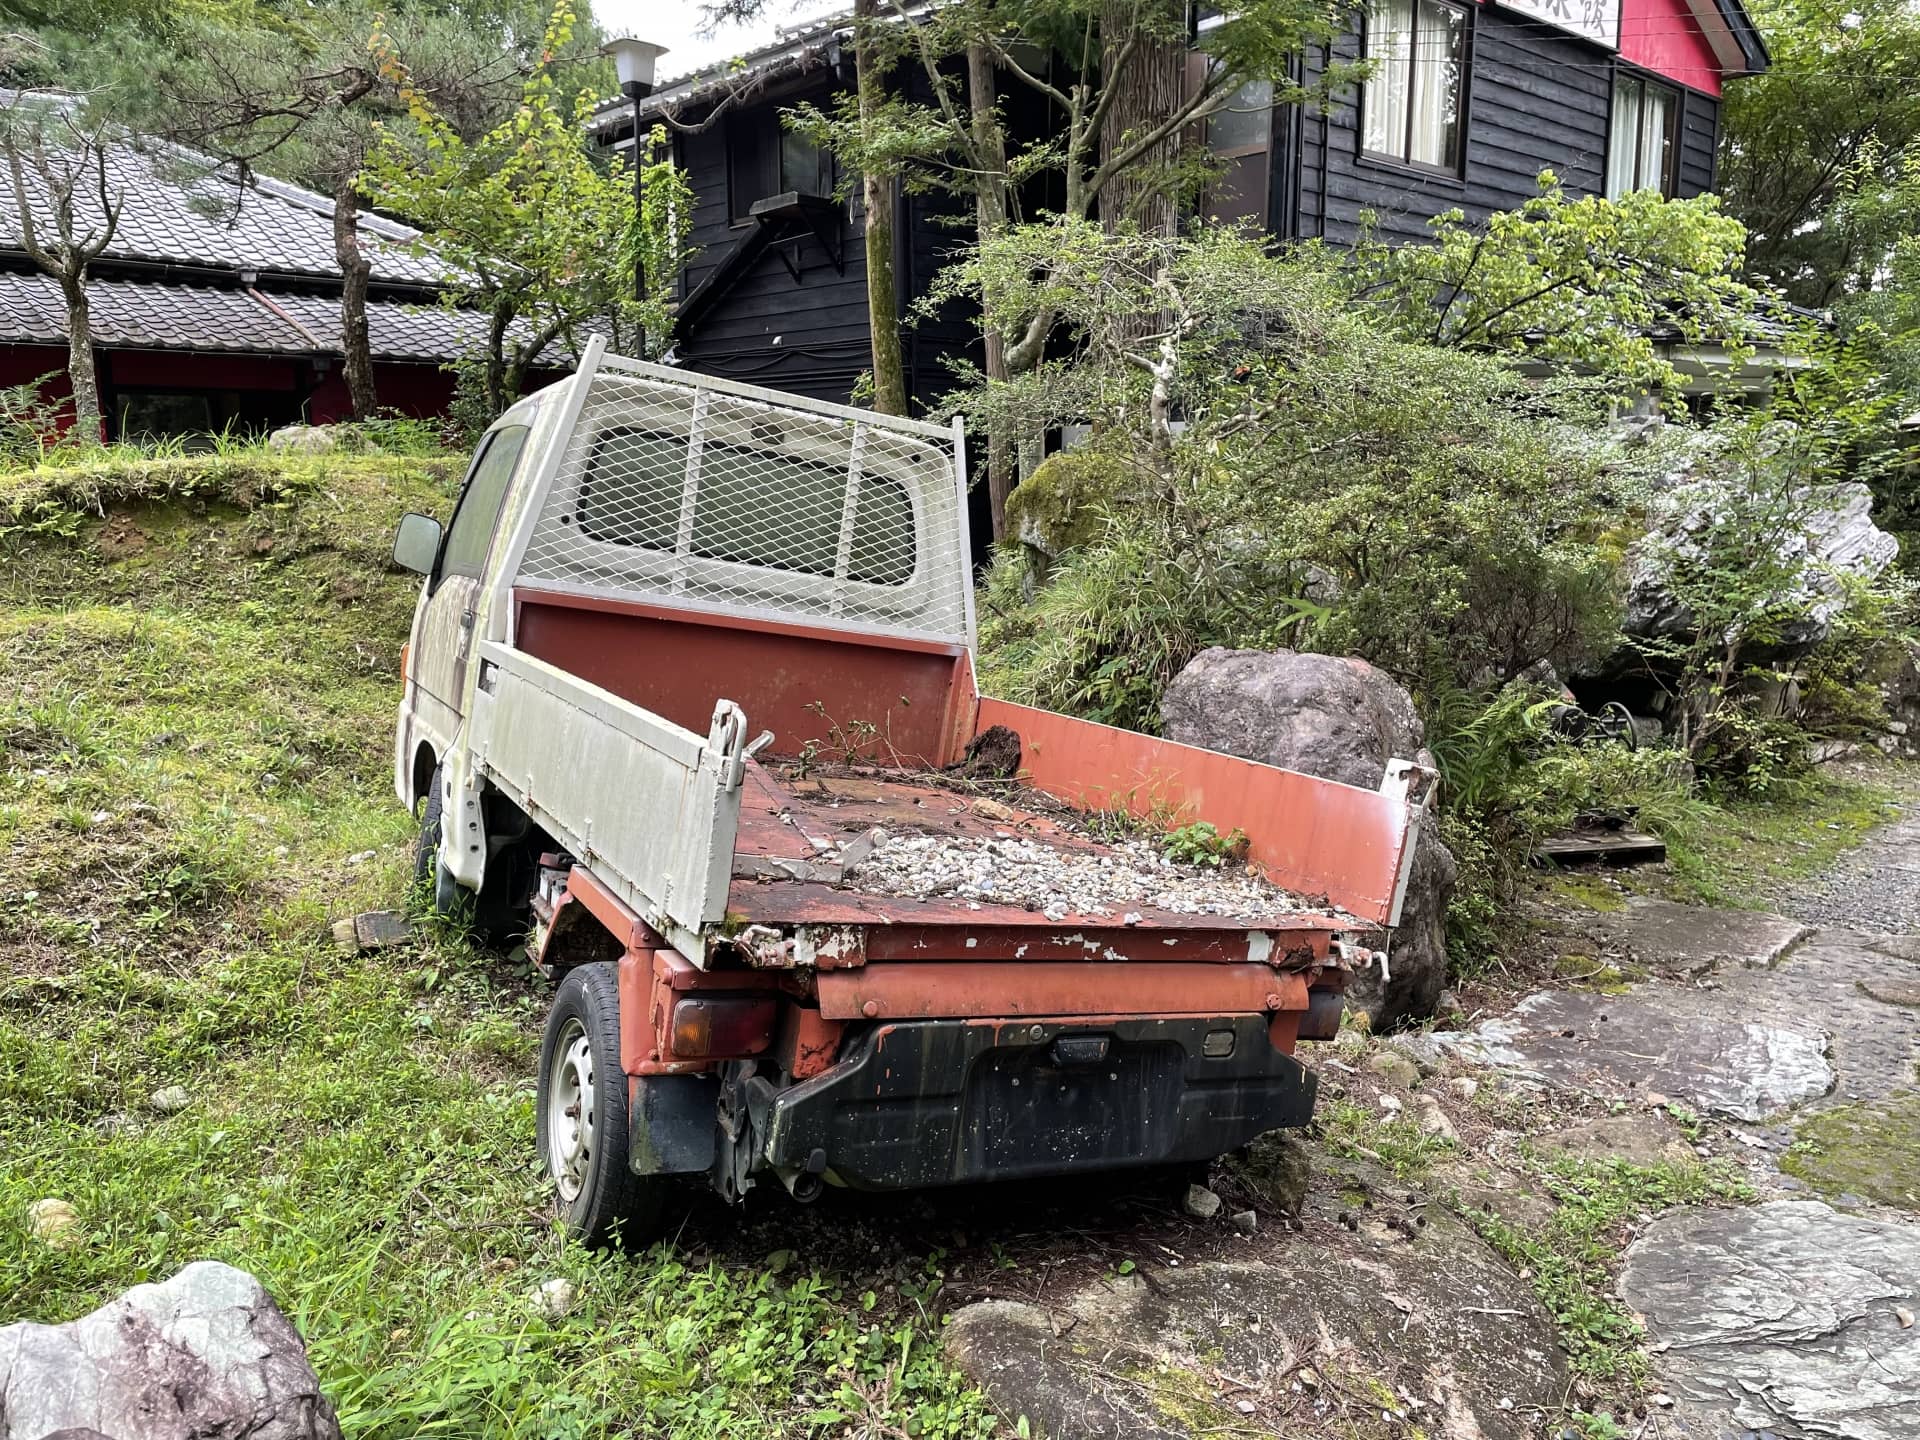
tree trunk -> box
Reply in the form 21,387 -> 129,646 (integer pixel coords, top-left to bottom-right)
61,274 -> 104,442
855,0 -> 909,417
332,170 -> 377,420
968,40 -> 1015,543
1099,1 -> 1187,238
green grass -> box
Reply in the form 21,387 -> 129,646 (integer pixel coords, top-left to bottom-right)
1659,768 -> 1904,909
0,453 -> 996,1439
1463,1154 -> 1753,1384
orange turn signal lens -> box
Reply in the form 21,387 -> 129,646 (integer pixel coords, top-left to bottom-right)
670,996 -> 779,1059
400,642 -> 411,685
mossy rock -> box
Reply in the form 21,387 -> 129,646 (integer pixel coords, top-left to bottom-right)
1004,449 -> 1135,556
1782,1091 -> 1920,1211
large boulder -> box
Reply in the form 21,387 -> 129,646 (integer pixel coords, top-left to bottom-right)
1161,647 -> 1452,1028
266,424 -> 339,455
0,1260 -> 340,1440
1623,424 -> 1899,657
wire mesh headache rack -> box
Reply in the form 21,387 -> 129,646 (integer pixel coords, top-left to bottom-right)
514,352 -> 974,649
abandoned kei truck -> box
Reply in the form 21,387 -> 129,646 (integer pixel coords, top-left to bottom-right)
389,339 -> 1431,1241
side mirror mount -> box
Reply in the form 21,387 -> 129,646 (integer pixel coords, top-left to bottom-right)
392,512 -> 443,575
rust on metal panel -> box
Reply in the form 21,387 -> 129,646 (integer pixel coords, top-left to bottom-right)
514,588 -> 973,767
975,697 -> 1414,926
815,963 -> 1309,1021
563,864 -> 667,953
1267,1009 -> 1303,1055
777,1005 -> 846,1080
617,949 -> 659,1074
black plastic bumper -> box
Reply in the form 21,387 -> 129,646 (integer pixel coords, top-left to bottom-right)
760,1014 -> 1317,1190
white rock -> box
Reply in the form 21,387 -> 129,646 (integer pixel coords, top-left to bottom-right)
1414,1098 -> 1457,1140
0,1260 -> 339,1438
26,1198 -> 81,1249
1446,1076 -> 1479,1102
530,1277 -> 576,1319
148,1085 -> 192,1114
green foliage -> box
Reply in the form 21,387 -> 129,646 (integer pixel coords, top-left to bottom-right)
1719,0 -> 1920,309
1467,1154 -> 1753,1381
1161,820 -> 1246,867
364,2 -> 696,418
0,449 -> 994,1439
960,222 -> 1627,720
0,371 -> 65,468
1352,176 -> 1774,395
1618,414 -> 1915,787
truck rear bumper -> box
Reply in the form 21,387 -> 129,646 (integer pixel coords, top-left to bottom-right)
760,1014 -> 1316,1190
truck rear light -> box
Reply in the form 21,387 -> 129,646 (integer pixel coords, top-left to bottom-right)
670,996 -> 778,1059
1201,1029 -> 1236,1058
400,642 -> 410,685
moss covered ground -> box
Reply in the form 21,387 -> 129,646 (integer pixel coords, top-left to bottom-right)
0,451 -> 994,1439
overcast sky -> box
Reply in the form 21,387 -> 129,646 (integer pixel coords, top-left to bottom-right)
591,0 -> 828,83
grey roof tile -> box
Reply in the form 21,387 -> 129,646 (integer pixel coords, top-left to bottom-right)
0,272 -> 478,360
0,129 -> 444,285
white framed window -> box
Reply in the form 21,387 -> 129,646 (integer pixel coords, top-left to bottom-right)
1362,0 -> 1467,171
1607,74 -> 1678,198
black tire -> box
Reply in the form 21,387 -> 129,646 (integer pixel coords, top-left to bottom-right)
414,763 -> 462,917
535,963 -> 668,1247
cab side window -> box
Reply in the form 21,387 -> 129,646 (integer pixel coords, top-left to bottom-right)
438,424 -> 531,586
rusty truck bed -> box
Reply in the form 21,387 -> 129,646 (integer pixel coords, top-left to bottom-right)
725,764 -> 1360,964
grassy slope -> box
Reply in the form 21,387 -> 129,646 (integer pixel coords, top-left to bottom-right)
0,454 -> 992,1440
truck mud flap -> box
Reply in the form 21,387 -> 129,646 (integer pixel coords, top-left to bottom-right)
630,1073 -> 719,1176
761,1015 -> 1316,1190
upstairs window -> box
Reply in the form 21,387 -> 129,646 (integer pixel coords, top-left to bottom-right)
1203,76 -> 1273,225
1362,0 -> 1467,172
728,111 -> 833,222
1607,74 -> 1678,198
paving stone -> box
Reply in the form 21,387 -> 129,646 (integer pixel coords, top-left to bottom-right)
1622,1200 -> 1920,1440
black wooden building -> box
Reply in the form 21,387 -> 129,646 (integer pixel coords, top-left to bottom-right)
592,0 -> 1767,411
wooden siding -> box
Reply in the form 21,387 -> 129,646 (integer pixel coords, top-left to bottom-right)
670,80 -> 874,404
1288,5 -> 1721,247
656,7 -> 1729,400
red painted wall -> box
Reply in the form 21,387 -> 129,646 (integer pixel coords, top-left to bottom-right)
1619,0 -> 1724,95
0,345 -> 81,436
308,364 -> 458,423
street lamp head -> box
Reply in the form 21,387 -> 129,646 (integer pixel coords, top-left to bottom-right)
603,36 -> 668,98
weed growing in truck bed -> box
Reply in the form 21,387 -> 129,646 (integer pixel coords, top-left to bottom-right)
0,453 -> 994,1439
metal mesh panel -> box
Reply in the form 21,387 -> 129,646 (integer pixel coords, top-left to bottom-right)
516,365 -> 970,645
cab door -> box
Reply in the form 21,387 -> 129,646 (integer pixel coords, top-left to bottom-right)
408,423 -> 531,751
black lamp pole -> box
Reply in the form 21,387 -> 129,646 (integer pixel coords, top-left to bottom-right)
604,38 -> 666,354
623,78 -> 652,312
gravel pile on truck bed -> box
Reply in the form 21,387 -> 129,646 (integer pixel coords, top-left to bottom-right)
842,830 -> 1333,924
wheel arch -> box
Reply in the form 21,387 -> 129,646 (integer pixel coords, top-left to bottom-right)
410,741 -> 439,812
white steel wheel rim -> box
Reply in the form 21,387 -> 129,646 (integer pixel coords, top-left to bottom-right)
546,1018 -> 596,1204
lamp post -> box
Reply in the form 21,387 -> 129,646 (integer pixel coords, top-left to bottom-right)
603,37 -> 669,350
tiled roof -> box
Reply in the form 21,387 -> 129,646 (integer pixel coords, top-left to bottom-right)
0,272 -> 479,361
0,115 -> 443,286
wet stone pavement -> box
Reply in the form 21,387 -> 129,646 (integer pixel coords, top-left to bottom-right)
937,791 -> 1920,1439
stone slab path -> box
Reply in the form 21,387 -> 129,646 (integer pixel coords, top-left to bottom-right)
1410,800 -> 1920,1440
940,789 -> 1920,1439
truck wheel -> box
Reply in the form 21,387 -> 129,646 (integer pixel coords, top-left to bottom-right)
536,963 -> 667,1247
413,763 -> 463,918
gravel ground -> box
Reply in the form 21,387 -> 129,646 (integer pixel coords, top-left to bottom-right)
846,832 -> 1325,921
1779,791 -> 1920,935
